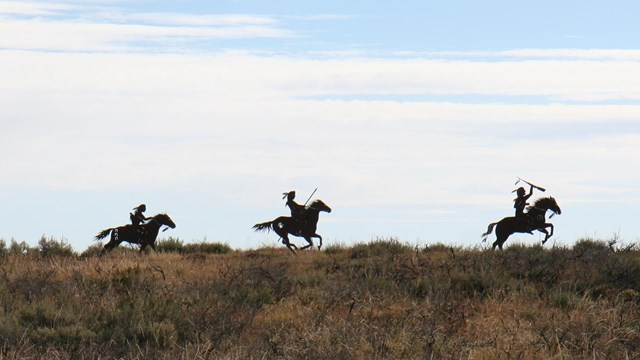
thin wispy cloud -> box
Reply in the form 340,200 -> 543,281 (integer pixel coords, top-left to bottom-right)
121,13 -> 280,27
0,1 -> 76,16
0,1 -> 293,52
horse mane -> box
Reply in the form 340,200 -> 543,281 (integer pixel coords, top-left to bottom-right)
528,197 -> 556,211
307,199 -> 327,209
533,196 -> 556,207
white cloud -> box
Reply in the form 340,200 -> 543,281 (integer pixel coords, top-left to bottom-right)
0,19 -> 292,52
4,51 -> 640,104
0,1 -> 293,53
0,1 -> 76,16
1,50 -> 639,211
120,12 -> 280,27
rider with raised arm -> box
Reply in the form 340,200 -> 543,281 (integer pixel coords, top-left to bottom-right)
513,185 -> 534,233
513,185 -> 534,218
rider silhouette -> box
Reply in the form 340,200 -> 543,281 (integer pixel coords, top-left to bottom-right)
513,185 -> 534,233
130,204 -> 151,235
283,191 -> 307,227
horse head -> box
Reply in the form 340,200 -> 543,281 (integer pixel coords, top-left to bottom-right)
153,213 -> 177,229
531,197 -> 561,216
307,199 -> 332,213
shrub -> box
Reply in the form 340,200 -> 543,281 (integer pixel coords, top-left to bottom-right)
155,238 -> 232,254
9,239 -> 33,255
156,237 -> 184,253
350,237 -> 413,258
0,239 -> 7,256
38,236 -> 75,257
80,243 -> 104,257
183,242 -> 232,254
322,243 -> 346,254
573,238 -> 611,259
30,325 -> 96,349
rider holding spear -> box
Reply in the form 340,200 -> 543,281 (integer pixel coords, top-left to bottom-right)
283,191 -> 306,221
513,178 -> 546,231
282,188 -> 318,227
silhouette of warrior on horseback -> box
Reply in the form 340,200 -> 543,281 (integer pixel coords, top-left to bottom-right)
95,205 -> 176,254
482,179 -> 561,250
253,189 -> 331,254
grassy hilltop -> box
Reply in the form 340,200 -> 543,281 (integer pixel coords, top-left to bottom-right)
0,237 -> 639,359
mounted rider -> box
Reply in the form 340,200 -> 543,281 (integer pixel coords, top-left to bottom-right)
130,204 -> 152,235
513,185 -> 535,233
282,191 -> 308,228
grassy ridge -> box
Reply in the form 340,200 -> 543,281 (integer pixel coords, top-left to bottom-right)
0,238 -> 639,359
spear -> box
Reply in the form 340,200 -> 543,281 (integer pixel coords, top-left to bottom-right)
515,177 -> 546,192
304,188 -> 318,206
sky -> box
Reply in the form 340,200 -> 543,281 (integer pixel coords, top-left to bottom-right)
1,0 -> 640,251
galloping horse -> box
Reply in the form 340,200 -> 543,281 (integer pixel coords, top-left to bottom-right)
482,197 -> 561,250
252,199 -> 332,254
95,213 -> 176,254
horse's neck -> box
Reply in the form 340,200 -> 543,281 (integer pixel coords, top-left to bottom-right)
527,206 -> 546,217
306,209 -> 319,222
144,219 -> 161,233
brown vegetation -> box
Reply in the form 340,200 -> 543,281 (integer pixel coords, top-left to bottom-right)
0,237 -> 639,359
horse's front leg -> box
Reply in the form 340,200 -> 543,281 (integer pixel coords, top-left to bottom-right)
541,223 -> 554,244
314,233 -> 323,250
299,236 -> 314,250
537,223 -> 554,244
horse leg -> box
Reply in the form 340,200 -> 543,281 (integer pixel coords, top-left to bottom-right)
101,233 -> 121,254
492,225 -> 510,250
539,223 -> 554,244
139,241 -> 157,254
315,234 -> 323,250
282,235 -> 297,254
299,236 -> 314,250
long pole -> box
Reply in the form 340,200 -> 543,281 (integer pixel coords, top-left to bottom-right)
516,177 -> 546,192
304,188 -> 318,206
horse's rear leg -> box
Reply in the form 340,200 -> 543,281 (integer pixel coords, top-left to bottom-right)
101,233 -> 121,255
274,225 -> 297,254
492,228 -> 509,250
281,235 -> 297,254
491,240 -> 502,250
102,240 -> 120,254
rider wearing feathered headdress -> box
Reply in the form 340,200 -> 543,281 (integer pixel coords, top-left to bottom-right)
130,204 -> 152,235
282,191 -> 307,226
513,185 -> 534,218
513,185 -> 535,233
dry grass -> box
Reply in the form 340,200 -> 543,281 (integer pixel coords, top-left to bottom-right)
0,238 -> 638,359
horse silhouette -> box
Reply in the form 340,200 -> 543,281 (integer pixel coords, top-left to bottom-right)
95,213 -> 176,254
253,199 -> 332,254
482,197 -> 561,250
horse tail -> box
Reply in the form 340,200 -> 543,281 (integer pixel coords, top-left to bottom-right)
481,223 -> 497,242
95,228 -> 113,241
252,221 -> 274,233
